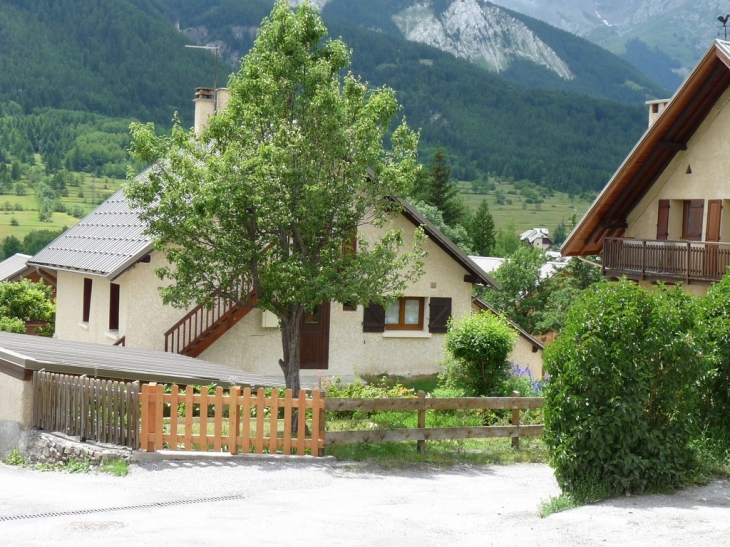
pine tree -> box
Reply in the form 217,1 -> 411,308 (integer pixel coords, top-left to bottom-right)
424,145 -> 464,226
468,198 -> 496,256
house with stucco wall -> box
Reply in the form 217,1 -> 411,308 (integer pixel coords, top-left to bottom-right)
27,186 -> 501,379
562,40 -> 730,296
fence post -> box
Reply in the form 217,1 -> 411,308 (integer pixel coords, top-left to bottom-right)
141,383 -> 158,452
229,386 -> 241,455
417,390 -> 426,455
512,390 -> 520,450
318,390 -> 326,457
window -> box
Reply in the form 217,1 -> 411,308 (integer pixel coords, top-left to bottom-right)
82,278 -> 92,323
385,297 -> 424,330
109,283 -> 120,331
682,199 -> 704,241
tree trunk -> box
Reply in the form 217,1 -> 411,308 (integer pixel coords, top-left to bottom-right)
278,306 -> 303,394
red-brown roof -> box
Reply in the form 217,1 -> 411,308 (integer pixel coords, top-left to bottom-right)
562,40 -> 730,256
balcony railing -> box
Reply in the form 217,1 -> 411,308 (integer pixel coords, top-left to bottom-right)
603,237 -> 730,283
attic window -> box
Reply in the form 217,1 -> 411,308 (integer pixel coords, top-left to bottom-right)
686,164 -> 692,174
652,103 -> 659,114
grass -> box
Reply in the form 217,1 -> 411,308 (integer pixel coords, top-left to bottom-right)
0,175 -> 124,240
458,181 -> 593,234
101,458 -> 130,476
538,494 -> 578,518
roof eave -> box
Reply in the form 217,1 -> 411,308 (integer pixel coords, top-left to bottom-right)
394,197 -> 500,290
562,40 -> 730,257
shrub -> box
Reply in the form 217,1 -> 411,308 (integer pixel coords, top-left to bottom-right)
442,312 -> 517,396
544,280 -> 705,501
697,274 -> 730,443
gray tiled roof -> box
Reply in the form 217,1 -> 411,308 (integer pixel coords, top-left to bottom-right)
0,332 -> 283,387
27,189 -> 152,280
0,253 -> 32,282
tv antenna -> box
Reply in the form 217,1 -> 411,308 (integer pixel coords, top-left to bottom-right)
184,45 -> 220,90
718,14 -> 730,40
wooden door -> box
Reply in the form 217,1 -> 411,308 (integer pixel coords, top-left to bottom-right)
656,199 -> 670,240
299,302 -> 330,369
705,200 -> 722,278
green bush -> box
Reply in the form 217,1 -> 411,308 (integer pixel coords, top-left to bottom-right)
442,312 -> 517,396
697,274 -> 730,443
544,280 -> 705,501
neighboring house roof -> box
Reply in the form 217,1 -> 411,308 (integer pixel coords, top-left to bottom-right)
0,332 -> 282,386
469,255 -> 570,282
562,40 -> 730,256
520,228 -> 552,245
27,189 -> 152,280
395,198 -> 499,289
28,183 -> 499,289
0,253 -> 33,282
471,297 -> 544,351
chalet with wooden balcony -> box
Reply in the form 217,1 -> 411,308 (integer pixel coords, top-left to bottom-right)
26,188 -> 500,380
562,40 -> 730,294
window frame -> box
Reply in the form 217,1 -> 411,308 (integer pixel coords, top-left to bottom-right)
384,297 -> 425,331
682,199 -> 704,241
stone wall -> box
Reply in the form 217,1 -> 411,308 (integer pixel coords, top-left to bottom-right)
20,430 -> 133,466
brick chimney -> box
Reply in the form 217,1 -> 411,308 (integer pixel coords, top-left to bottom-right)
646,99 -> 669,128
193,87 -> 231,135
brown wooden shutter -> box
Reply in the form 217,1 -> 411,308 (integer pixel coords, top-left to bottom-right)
428,297 -> 452,333
109,283 -> 120,330
656,199 -> 670,240
363,303 -> 385,332
706,200 -> 722,242
82,278 -> 92,323
683,199 -> 704,241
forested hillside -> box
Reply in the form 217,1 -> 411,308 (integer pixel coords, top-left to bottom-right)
0,0 -> 228,126
0,0 -> 650,197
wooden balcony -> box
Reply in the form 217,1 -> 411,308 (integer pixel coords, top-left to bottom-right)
603,237 -> 730,283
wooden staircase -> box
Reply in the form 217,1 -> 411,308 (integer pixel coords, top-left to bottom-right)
164,294 -> 257,358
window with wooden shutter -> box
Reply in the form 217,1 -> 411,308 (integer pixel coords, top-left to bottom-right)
109,283 -> 120,330
656,200 -> 670,240
682,199 -> 704,241
82,278 -> 92,323
362,303 -> 385,332
706,200 -> 722,242
428,297 -> 452,333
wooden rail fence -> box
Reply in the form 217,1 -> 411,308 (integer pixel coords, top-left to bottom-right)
32,371 -> 140,449
323,391 -> 544,453
140,384 -> 325,456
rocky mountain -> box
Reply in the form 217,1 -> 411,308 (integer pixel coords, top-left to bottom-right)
490,0 -> 729,91
392,0 -> 573,79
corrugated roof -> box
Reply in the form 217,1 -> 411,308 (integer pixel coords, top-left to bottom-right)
27,188 -> 153,279
0,253 -> 32,282
0,332 -> 282,387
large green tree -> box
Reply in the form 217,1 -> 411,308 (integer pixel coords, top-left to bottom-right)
126,0 -> 423,392
468,198 -> 495,256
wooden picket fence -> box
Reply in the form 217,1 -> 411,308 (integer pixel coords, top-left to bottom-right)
32,371 -> 140,449
140,383 -> 325,456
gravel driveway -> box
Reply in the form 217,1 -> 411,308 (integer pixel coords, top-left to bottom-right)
0,459 -> 728,546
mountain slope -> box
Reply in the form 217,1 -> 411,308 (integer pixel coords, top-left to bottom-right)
0,0 -> 229,126
489,0 -> 725,91
0,0 -> 651,195
319,0 -> 667,103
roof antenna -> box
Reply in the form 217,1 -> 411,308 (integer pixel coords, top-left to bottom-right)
184,45 -> 220,91
718,15 -> 730,40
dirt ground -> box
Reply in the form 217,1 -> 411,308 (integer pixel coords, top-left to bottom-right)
0,460 -> 728,546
